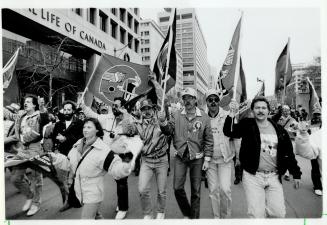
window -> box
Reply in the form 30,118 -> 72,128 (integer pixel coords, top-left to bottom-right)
182,22 -> 192,27
134,20 -> 139,34
89,8 -> 96,25
144,31 -> 149,36
120,27 -> 126,44
134,39 -> 139,53
99,10 -> 108,32
128,34 -> 133,48
111,8 -> 117,15
119,8 -> 126,23
144,39 -> 150,44
75,8 -> 82,16
182,13 -> 192,19
144,48 -> 150,52
143,56 -> 150,61
127,13 -> 133,29
184,81 -> 194,85
111,20 -> 118,39
160,16 -> 170,22
134,8 -> 139,15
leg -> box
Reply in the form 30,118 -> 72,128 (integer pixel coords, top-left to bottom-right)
265,174 -> 286,218
311,158 -> 322,191
10,166 -> 33,200
154,157 -> 169,214
81,202 -> 101,219
173,156 -> 190,218
217,162 -> 232,218
30,169 -> 43,206
138,160 -> 154,216
242,171 -> 266,218
206,162 -> 220,218
116,177 -> 129,211
189,158 -> 203,219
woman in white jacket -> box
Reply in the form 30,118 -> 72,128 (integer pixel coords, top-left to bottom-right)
68,118 -> 142,219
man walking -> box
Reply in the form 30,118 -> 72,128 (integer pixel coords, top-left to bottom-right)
205,89 -> 234,218
167,87 -> 213,219
223,97 -> 302,218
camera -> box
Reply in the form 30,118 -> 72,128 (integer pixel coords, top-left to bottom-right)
109,131 -> 115,139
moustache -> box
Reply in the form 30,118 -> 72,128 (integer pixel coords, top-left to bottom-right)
257,113 -> 265,116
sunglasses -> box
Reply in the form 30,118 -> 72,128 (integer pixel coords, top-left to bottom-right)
207,98 -> 219,103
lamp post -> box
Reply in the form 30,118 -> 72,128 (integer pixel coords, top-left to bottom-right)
113,36 -> 143,60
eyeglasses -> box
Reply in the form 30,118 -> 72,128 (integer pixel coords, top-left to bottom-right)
207,98 -> 219,103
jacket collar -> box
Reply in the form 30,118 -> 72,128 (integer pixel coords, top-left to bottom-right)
181,107 -> 202,117
207,107 -> 226,119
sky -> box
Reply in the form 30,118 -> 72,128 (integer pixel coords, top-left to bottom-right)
140,7 -> 321,98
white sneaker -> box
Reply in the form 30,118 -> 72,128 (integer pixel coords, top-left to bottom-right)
26,205 -> 40,216
115,211 -> 127,219
156,213 -> 165,219
314,189 -> 323,196
115,206 -> 119,212
143,214 -> 153,219
22,199 -> 33,211
183,216 -> 190,219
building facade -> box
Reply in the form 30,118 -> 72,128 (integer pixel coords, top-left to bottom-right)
140,19 -> 183,95
2,8 -> 142,106
157,8 -> 209,101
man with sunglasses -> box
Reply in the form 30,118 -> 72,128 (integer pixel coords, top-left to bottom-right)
165,87 -> 213,219
205,89 -> 234,218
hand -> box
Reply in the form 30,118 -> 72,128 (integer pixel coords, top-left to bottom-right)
298,121 -> 309,134
148,72 -> 156,81
77,96 -> 85,107
202,160 -> 209,171
235,158 -> 241,166
229,100 -> 239,117
158,110 -> 166,123
293,178 -> 300,189
56,134 -> 66,143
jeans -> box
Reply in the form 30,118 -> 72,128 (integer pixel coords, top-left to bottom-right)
115,177 -> 128,211
81,202 -> 101,219
206,161 -> 232,218
174,155 -> 203,219
138,156 -> 169,215
11,165 -> 43,206
311,158 -> 322,190
242,170 -> 286,218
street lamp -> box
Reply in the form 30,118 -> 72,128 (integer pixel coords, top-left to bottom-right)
113,36 -> 143,59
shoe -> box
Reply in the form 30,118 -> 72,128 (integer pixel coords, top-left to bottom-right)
26,204 -> 40,216
115,206 -> 119,212
95,212 -> 104,219
22,199 -> 33,211
314,189 -> 322,196
183,216 -> 190,219
59,202 -> 71,212
115,210 -> 127,219
143,214 -> 153,219
284,175 -> 290,181
156,213 -> 165,219
234,178 -> 241,185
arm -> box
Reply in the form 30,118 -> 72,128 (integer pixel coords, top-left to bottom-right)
203,117 -> 213,160
3,107 -> 19,121
295,130 -> 320,160
103,151 -> 132,180
223,116 -> 243,138
283,130 -> 302,179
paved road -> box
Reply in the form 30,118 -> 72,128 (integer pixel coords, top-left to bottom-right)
5,151 -> 322,220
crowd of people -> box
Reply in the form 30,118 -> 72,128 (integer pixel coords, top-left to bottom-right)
4,75 -> 322,219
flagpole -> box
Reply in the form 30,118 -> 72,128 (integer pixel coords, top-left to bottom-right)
282,37 -> 290,104
160,8 -> 175,111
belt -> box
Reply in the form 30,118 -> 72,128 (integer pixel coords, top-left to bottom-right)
146,151 -> 167,159
256,170 -> 277,174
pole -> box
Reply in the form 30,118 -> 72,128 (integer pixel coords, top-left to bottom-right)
160,8 -> 175,111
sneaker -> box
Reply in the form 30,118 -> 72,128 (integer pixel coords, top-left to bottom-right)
59,202 -> 71,212
115,206 -> 119,212
183,216 -> 190,219
314,189 -> 322,196
156,213 -> 165,219
284,175 -> 290,181
115,211 -> 127,219
22,199 -> 33,211
234,178 -> 241,185
95,212 -> 104,219
26,204 -> 40,216
144,214 -> 153,219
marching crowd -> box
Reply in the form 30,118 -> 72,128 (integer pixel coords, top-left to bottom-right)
4,75 -> 322,219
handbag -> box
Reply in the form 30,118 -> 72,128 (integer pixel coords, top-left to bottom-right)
68,147 -> 93,208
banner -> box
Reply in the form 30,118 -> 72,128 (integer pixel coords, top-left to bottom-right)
307,77 -> 321,119
236,56 -> 247,103
153,8 -> 177,93
274,42 -> 292,95
86,53 -> 151,106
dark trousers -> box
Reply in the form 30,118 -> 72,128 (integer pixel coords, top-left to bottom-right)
174,155 -> 203,219
115,177 -> 129,211
233,156 -> 243,181
311,158 -> 322,190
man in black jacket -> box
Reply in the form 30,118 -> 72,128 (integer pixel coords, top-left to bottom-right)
223,96 -> 301,218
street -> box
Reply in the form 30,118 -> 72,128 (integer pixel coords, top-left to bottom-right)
5,149 -> 322,220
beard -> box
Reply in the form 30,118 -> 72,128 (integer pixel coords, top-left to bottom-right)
113,109 -> 122,117
64,113 -> 74,121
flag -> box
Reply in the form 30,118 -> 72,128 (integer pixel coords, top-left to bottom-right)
85,53 -> 151,106
219,16 -> 242,97
274,42 -> 292,95
3,47 -> 21,105
255,81 -> 265,97
152,8 -> 177,93
307,77 -> 321,119
236,56 -> 247,103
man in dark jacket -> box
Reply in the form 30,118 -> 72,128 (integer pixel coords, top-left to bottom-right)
52,100 -> 83,156
223,96 -> 301,218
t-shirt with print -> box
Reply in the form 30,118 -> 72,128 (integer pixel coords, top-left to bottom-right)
257,121 -> 278,172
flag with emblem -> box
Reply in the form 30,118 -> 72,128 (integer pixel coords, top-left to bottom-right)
255,80 -> 265,97
306,77 -> 321,119
84,53 -> 151,106
152,8 -> 177,94
274,41 -> 292,95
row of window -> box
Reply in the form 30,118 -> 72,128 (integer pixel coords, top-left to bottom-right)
142,56 -> 150,61
159,13 -> 193,23
140,31 -> 150,36
141,48 -> 150,53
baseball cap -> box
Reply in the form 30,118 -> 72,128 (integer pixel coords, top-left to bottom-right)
181,87 -> 197,98
140,99 -> 153,110
205,89 -> 220,100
